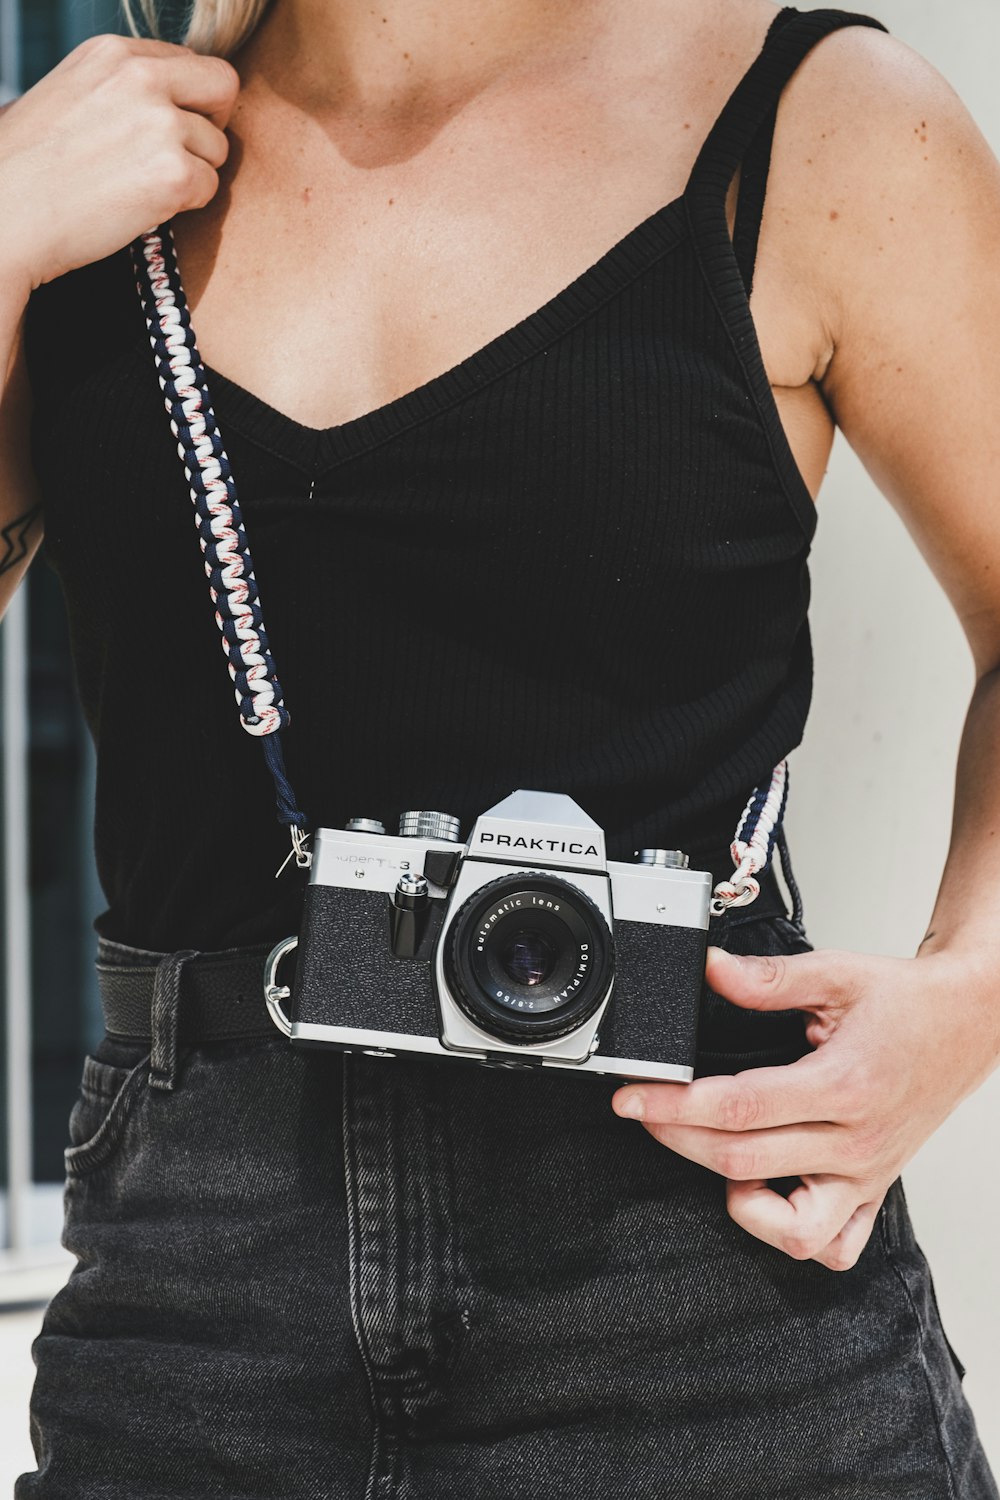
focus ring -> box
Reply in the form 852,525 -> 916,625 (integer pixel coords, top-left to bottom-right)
445,871 -> 613,1044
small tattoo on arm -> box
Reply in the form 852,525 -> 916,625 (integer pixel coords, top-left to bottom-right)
0,504 -> 41,578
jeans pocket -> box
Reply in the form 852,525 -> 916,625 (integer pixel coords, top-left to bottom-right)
695,911 -> 814,1074
65,1048 -> 151,1179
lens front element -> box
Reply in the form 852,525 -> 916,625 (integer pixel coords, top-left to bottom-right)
446,872 -> 613,1043
498,928 -> 559,988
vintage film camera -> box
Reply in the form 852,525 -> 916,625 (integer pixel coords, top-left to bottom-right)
264,789 -> 711,1081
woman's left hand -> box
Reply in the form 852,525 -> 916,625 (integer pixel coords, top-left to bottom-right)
611,944 -> 1000,1270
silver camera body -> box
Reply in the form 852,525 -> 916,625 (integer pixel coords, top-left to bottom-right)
266,789 -> 712,1082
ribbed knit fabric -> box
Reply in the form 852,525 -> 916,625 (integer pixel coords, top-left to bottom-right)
23,6 -> 887,951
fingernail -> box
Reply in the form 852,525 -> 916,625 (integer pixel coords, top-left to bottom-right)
615,1091 -> 645,1120
709,947 -> 743,967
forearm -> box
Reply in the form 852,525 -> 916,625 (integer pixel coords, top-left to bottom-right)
918,664 -> 1000,963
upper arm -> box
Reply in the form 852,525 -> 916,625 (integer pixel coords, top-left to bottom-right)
794,26 -> 1000,677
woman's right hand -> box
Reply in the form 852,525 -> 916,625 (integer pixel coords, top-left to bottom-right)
0,34 -> 239,299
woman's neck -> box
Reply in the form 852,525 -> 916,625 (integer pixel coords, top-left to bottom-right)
236,0 -> 651,116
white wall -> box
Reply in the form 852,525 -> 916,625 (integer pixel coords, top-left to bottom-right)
783,0 -> 1000,1464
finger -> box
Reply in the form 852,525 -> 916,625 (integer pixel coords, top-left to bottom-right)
118,38 -> 208,58
704,945 -> 859,1013
178,108 -> 231,170
168,155 -> 224,214
726,1173 -> 864,1261
645,1120 -> 848,1180
76,36 -> 240,129
161,53 -> 241,130
68,35 -> 200,69
811,1197 -> 884,1272
612,1050 -> 840,1129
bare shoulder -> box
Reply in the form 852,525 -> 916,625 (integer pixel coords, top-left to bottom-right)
760,20 -> 1000,377
779,21 -> 992,183
784,21 -> 960,106
753,17 -> 1000,664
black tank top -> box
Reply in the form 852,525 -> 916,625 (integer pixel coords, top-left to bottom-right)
23,6 -> 887,952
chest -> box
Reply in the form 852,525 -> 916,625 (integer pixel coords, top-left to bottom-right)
41,252 -> 810,701
168,68 -> 830,495
171,83 -> 688,424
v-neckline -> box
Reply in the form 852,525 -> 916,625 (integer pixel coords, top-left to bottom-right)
167,192 -> 690,479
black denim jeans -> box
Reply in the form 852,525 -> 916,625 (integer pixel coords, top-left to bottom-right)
17,875 -> 999,1498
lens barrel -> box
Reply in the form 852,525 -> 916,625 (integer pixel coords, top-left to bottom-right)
445,871 -> 613,1043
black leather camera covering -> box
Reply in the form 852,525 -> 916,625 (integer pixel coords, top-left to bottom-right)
293,883 -> 704,1071
600,919 -> 704,1068
293,885 -> 439,1038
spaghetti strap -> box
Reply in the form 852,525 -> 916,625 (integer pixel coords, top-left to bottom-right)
731,11 -> 798,296
730,101 -> 779,295
685,6 -> 890,294
679,5 -> 890,541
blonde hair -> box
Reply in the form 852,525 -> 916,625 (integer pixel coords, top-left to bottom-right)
121,0 -> 273,57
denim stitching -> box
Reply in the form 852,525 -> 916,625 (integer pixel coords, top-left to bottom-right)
64,1053 -> 151,1178
878,1192 -> 960,1499
342,1056 -> 384,1500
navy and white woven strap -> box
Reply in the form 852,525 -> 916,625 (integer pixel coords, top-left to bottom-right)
710,759 -> 790,916
130,218 -> 787,904
130,223 -> 308,850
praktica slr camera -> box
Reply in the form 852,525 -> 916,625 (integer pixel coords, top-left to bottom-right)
264,789 -> 711,1082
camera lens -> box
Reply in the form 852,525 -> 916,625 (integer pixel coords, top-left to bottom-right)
445,872 -> 613,1044
498,928 -> 558,988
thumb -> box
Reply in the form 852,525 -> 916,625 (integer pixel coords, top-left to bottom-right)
704,945 -> 830,1014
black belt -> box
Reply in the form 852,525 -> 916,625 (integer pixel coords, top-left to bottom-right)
96,864 -> 794,1045
97,939 -> 279,1044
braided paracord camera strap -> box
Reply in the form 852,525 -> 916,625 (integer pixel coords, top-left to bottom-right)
130,219 -> 787,907
710,759 -> 789,915
130,223 -> 307,840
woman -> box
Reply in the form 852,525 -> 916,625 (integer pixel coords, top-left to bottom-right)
1,0 -> 998,1493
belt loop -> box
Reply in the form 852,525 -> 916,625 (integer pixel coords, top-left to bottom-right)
148,949 -> 200,1092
